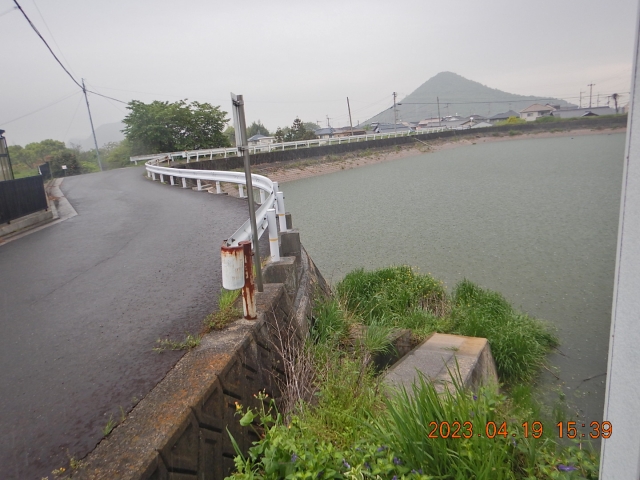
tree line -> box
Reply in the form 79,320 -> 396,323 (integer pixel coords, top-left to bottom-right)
8,99 -> 321,178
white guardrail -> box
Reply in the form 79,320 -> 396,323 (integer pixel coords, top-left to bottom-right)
145,158 -> 278,248
131,128 -> 448,164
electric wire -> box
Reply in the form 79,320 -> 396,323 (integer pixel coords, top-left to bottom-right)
0,90 -> 81,125
12,0 -> 128,104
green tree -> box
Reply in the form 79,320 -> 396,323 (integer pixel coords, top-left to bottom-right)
247,120 -> 270,138
123,100 -> 230,155
303,122 -> 320,133
49,151 -> 81,177
9,139 -> 68,169
274,127 -> 286,143
223,126 -> 236,146
284,117 -> 316,142
102,140 -> 134,169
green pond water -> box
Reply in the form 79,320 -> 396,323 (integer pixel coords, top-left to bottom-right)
281,132 -> 626,427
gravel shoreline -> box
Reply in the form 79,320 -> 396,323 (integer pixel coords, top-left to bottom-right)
249,127 -> 626,185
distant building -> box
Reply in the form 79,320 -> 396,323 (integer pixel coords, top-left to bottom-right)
372,123 -> 413,134
520,103 -> 555,121
551,106 -> 617,118
488,110 -> 521,123
247,134 -> 276,147
332,127 -> 367,137
314,127 -> 335,139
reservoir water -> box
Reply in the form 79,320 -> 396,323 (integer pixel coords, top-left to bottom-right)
283,133 -> 626,426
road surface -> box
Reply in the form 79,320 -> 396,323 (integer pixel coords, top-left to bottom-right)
0,167 -> 263,479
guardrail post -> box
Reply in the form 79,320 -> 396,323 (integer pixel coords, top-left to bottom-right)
147,170 -> 151,178
197,179 -> 202,191
238,183 -> 245,198
267,208 -> 280,261
160,174 -> 164,183
170,176 -> 175,186
181,177 -> 187,189
276,191 -> 287,232
259,189 -> 266,204
151,172 -> 156,181
239,240 -> 256,319
216,181 -> 222,194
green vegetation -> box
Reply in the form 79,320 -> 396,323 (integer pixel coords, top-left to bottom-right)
274,118 -> 318,142
153,333 -> 201,352
226,266 -> 594,479
8,137 -> 137,178
205,288 -> 242,330
123,99 -> 230,155
102,414 -> 116,436
496,116 -> 526,126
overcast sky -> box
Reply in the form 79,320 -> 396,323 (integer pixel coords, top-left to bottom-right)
1,0 -> 637,147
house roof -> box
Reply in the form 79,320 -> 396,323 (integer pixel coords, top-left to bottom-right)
489,110 -> 520,120
552,107 -> 617,118
247,134 -> 273,142
520,103 -> 555,113
314,128 -> 335,135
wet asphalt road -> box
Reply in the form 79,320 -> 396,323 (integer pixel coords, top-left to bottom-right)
0,167 -> 260,479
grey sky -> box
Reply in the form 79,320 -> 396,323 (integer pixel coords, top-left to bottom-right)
1,0 -> 637,147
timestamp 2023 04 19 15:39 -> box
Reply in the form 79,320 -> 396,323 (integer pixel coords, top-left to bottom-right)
422,421 -> 612,439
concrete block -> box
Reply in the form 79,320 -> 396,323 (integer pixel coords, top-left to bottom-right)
0,209 -> 53,238
384,333 -> 498,394
285,212 -> 293,230
263,256 -> 298,299
279,229 -> 301,259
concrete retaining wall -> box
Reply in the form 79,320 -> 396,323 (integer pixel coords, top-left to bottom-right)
75,241 -> 329,480
171,115 -> 628,174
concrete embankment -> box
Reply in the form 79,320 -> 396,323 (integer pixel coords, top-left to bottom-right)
74,230 -> 330,480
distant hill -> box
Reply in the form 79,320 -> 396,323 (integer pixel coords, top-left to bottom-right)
361,72 -> 576,125
69,122 -> 125,150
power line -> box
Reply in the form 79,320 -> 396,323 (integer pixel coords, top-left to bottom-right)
0,91 -> 80,125
12,0 -> 127,104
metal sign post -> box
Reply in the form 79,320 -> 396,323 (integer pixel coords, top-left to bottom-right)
230,93 -> 263,292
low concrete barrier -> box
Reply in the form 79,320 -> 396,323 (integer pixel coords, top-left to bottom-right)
75,241 -> 329,480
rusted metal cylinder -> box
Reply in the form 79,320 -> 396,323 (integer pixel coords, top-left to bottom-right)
239,241 -> 256,319
221,243 -> 244,290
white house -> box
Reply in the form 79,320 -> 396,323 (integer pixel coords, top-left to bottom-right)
519,103 -> 555,121
247,134 -> 276,147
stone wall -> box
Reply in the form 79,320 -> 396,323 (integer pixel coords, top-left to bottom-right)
75,240 -> 329,480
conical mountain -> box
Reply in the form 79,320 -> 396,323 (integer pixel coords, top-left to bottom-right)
361,72 -> 575,125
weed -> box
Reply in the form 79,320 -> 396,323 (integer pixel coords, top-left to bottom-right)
205,288 -> 242,330
69,456 -> 85,470
102,414 -> 116,436
153,333 -> 201,352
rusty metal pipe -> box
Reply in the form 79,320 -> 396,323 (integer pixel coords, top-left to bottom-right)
239,241 -> 256,319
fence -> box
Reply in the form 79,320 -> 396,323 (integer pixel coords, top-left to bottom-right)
0,175 -> 48,224
130,129 -> 436,164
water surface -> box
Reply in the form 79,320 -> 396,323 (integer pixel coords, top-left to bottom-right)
283,133 -> 625,426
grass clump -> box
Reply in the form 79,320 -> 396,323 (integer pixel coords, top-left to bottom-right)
206,288 -> 242,330
451,280 -> 558,383
153,333 -> 201,352
226,266 -> 580,479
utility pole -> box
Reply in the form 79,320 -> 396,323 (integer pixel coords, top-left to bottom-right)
82,79 -> 103,172
326,115 -> 331,127
597,93 -> 600,107
587,83 -> 595,108
393,92 -> 398,134
346,97 -> 354,135
437,97 -> 442,127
